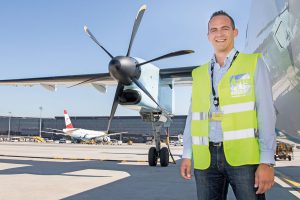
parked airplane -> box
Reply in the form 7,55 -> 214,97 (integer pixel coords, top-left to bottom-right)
245,0 -> 300,141
0,5 -> 195,167
1,1 -> 300,166
47,110 -> 124,143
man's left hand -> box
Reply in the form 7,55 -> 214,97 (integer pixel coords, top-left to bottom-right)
255,163 -> 275,194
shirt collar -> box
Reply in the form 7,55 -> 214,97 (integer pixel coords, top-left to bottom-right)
210,48 -> 237,67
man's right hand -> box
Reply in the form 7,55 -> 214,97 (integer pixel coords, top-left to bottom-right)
180,158 -> 192,180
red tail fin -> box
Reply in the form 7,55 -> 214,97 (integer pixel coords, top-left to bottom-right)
64,110 -> 74,129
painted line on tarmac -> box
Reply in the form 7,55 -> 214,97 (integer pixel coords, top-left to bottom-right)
0,154 -> 177,164
276,170 -> 300,189
289,191 -> 300,199
284,178 -> 300,188
0,154 -> 148,163
275,170 -> 300,199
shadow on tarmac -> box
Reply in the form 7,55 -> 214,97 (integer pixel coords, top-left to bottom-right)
0,158 -> 197,200
1,157 -> 299,200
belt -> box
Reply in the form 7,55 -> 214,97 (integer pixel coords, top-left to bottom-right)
209,142 -> 223,147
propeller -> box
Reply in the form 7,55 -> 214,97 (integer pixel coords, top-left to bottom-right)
83,4 -> 194,132
84,26 -> 114,59
107,82 -> 124,132
137,50 -> 194,67
126,5 -> 147,57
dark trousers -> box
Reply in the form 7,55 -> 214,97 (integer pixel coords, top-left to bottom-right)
194,142 -> 266,200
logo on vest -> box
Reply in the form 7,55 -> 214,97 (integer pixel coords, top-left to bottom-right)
230,73 -> 251,97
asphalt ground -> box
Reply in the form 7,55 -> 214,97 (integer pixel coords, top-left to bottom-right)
0,142 -> 299,200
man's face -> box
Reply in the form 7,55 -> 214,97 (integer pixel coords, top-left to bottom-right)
208,15 -> 238,54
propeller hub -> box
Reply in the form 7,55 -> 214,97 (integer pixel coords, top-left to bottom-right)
109,56 -> 141,85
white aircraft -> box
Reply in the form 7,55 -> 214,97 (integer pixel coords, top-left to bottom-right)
245,0 -> 300,142
48,110 -> 123,143
1,1 -> 300,166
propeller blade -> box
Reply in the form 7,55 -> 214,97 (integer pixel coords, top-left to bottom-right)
107,82 -> 124,132
131,78 -> 163,111
126,4 -> 147,56
137,50 -> 194,67
84,26 -> 114,59
68,76 -> 99,88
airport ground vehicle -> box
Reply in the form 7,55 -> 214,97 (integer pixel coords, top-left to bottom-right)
274,141 -> 293,161
11,137 -> 21,142
59,139 -> 66,144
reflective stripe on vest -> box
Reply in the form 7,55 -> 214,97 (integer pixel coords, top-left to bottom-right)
192,112 -> 209,120
223,128 -> 255,141
192,136 -> 209,145
222,101 -> 255,114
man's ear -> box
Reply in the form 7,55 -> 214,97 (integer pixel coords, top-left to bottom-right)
234,28 -> 238,38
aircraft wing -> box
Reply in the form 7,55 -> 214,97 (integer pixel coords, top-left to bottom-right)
46,128 -> 64,133
42,130 -> 66,135
0,73 -> 116,92
159,66 -> 197,85
107,131 -> 128,136
0,66 -> 197,89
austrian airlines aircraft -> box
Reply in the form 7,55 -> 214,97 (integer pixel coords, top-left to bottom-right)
55,110 -> 122,143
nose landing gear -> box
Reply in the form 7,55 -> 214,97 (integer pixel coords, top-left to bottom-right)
148,146 -> 170,167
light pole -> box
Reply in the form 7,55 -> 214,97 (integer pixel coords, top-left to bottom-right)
39,106 -> 43,138
8,112 -> 12,141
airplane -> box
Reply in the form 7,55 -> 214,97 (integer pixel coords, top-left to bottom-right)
0,5 -> 196,167
46,110 -> 124,144
1,1 -> 300,167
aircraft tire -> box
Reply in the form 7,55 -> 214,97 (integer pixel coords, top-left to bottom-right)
148,147 -> 158,166
160,147 -> 169,167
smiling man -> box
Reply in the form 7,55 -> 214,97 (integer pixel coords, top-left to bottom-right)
180,11 -> 276,200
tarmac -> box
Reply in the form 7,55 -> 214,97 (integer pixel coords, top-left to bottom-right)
0,142 -> 299,200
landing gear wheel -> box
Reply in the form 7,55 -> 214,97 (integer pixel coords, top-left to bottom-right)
160,147 -> 169,167
148,147 -> 158,166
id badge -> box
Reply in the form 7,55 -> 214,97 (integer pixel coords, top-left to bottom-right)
211,112 -> 223,121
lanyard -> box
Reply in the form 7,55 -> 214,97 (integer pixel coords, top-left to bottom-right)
210,51 -> 239,107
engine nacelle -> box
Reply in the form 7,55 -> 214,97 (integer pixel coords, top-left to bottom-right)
118,57 -> 162,112
96,136 -> 111,143
103,136 -> 111,143
118,89 -> 142,105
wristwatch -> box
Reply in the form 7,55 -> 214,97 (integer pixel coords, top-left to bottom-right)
262,163 -> 275,168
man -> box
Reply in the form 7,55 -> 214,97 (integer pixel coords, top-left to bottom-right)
180,10 -> 276,200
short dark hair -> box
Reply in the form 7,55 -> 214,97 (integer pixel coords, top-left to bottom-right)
208,10 -> 235,30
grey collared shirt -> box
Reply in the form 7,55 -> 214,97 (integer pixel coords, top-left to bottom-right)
182,49 -> 277,164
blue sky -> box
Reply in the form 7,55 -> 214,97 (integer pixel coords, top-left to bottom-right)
0,0 -> 251,118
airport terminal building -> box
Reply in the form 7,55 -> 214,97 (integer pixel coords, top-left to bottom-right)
0,115 -> 187,142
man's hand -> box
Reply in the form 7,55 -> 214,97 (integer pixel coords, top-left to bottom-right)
255,163 -> 275,194
180,158 -> 192,180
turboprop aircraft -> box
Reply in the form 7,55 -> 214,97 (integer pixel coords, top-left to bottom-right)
0,5 -> 197,167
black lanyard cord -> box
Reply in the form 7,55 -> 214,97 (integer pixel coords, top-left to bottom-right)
210,51 -> 239,107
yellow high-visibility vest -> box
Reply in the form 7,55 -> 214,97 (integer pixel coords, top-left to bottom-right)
191,53 -> 261,170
